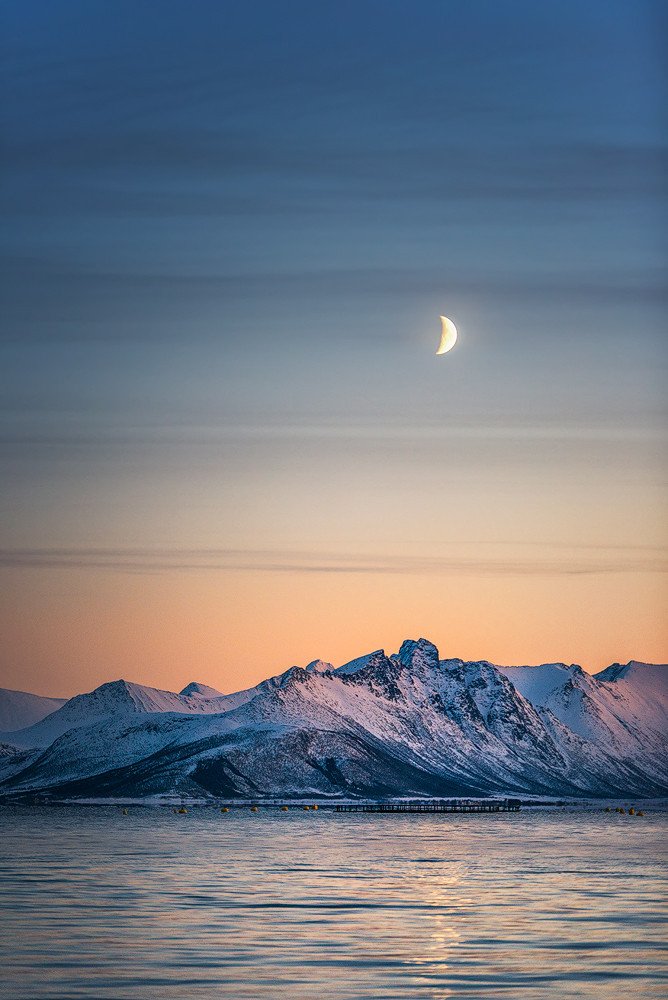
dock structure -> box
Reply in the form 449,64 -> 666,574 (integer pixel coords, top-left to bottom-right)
335,798 -> 521,814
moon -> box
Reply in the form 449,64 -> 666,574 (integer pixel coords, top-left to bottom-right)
436,315 -> 458,355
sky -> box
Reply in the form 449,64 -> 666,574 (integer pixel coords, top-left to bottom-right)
1,0 -> 666,697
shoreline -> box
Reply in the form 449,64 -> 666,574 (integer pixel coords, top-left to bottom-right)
3,795 -> 667,811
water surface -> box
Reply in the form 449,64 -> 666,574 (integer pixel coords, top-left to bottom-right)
1,805 -> 666,999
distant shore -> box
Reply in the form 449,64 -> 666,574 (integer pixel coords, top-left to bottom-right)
3,795 -> 667,811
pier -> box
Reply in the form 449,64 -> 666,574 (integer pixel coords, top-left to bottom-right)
335,798 -> 521,813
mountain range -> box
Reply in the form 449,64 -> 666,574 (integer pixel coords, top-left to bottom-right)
0,639 -> 665,800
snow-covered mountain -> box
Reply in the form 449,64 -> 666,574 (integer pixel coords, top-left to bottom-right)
496,660 -> 667,750
0,639 -> 665,801
1,678 -> 256,749
0,688 -> 66,732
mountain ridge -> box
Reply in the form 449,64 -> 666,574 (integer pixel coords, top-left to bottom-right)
0,639 -> 665,801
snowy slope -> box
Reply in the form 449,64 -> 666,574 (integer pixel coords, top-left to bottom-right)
1,680 -> 191,748
0,641 -> 665,800
0,688 -> 66,732
497,660 -> 668,750
1,676 -> 278,748
594,661 -> 668,746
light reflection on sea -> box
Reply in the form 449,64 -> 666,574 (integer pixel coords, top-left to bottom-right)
0,806 -> 666,999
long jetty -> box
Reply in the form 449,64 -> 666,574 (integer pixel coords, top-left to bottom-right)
335,798 -> 521,813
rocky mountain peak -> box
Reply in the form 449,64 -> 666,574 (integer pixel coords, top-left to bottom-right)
396,638 -> 440,672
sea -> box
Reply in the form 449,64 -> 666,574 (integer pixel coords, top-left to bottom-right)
0,804 -> 666,999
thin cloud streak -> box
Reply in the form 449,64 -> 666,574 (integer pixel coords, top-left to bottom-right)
2,422 -> 665,446
1,546 -> 666,577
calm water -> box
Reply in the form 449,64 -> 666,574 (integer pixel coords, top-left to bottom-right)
0,805 -> 666,999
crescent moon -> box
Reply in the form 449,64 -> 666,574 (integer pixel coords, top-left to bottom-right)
436,315 -> 458,355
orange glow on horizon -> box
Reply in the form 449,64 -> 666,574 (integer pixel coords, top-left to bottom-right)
1,562 -> 665,698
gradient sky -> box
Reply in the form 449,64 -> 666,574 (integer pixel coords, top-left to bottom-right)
1,0 -> 666,697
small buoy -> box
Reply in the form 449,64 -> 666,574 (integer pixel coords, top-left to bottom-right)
312,804 -> 318,810
281,806 -> 289,812
221,807 -> 229,813
619,808 -> 625,814
178,807 -> 187,814
629,807 -> 635,815
637,810 -> 645,816
604,807 -> 611,812
303,805 -> 310,811
122,808 -> 128,816
250,806 -> 258,812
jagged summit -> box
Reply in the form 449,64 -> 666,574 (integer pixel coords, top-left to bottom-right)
336,638 -> 441,677
335,649 -> 386,675
397,637 -> 440,671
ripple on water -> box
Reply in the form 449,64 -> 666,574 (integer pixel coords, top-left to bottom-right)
0,806 -> 666,999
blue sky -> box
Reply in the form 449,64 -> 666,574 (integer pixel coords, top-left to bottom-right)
1,1 -> 666,693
